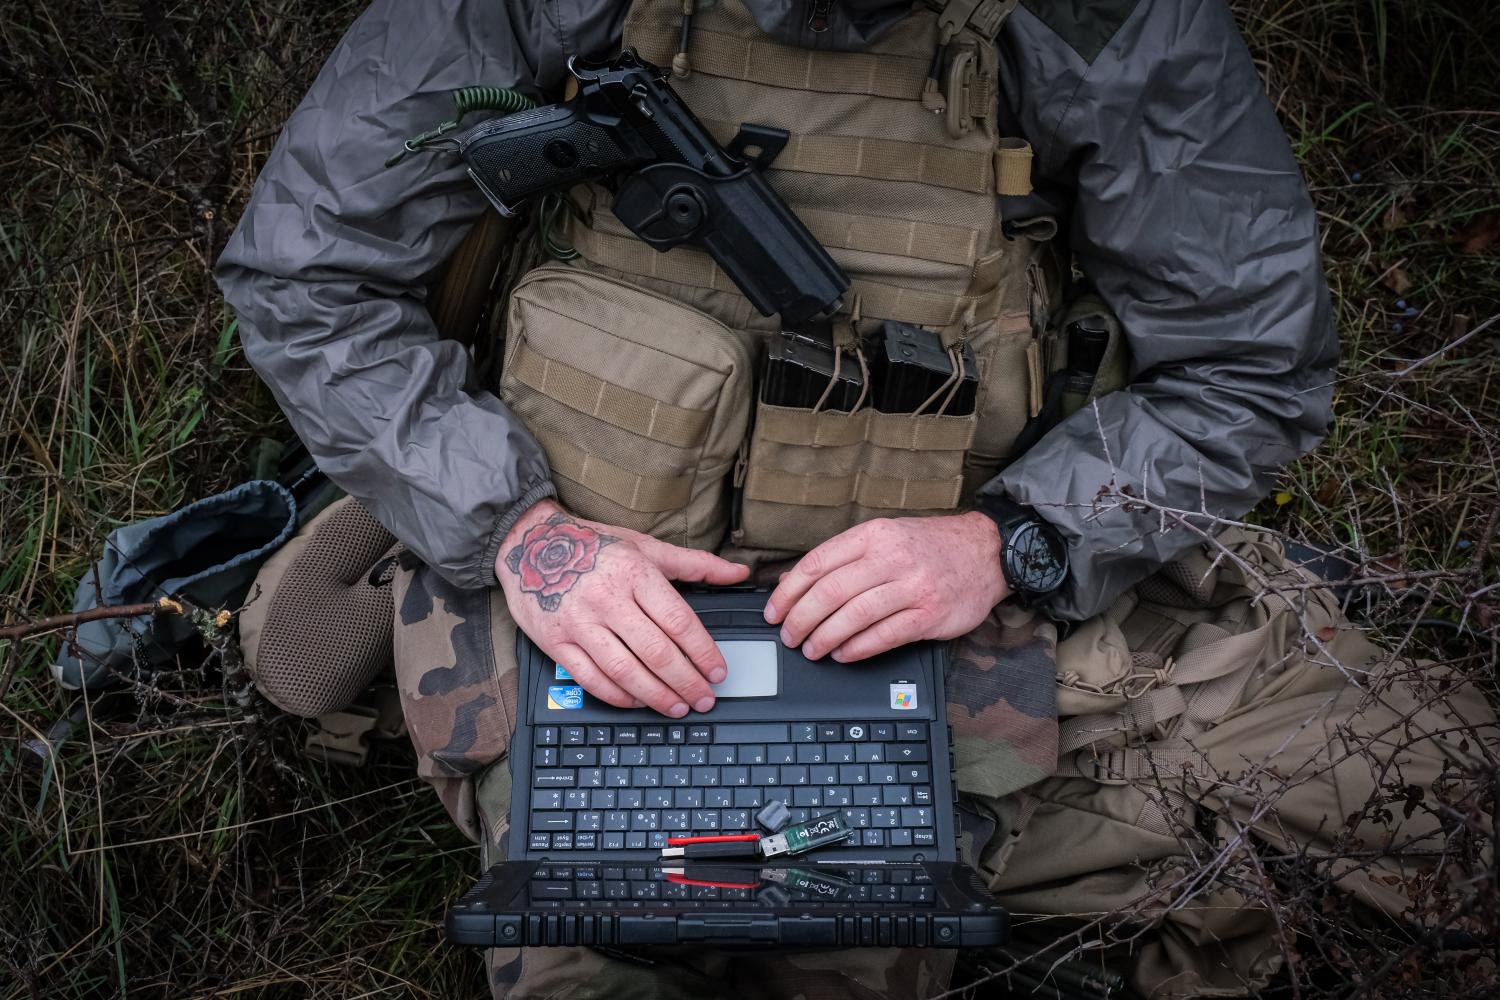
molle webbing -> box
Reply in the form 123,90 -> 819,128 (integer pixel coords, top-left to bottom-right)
532,428 -> 696,513
570,0 -> 1010,327
509,342 -> 712,450
743,466 -> 964,511
567,218 -> 1000,328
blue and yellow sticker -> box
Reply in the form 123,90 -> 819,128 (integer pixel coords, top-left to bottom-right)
554,663 -> 573,681
547,685 -> 584,710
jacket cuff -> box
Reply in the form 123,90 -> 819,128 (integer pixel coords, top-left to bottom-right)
480,479 -> 558,586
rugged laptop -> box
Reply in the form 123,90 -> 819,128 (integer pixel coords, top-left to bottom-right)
447,589 -> 1008,949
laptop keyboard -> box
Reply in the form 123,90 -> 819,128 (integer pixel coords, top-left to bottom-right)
526,722 -> 941,853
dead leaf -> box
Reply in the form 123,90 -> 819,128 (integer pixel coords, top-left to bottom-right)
1382,199 -> 1410,231
1456,212 -> 1500,255
1380,266 -> 1412,295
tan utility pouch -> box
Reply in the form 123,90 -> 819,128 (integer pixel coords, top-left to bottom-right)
736,339 -> 978,553
499,263 -> 752,548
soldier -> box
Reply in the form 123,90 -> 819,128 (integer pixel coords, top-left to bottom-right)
217,1 -> 1475,997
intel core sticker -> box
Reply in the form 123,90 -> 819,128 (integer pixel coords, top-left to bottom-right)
890,682 -> 918,711
547,685 -> 584,710
554,663 -> 573,680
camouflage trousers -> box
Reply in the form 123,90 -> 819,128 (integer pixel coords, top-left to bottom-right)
392,553 -> 1497,999
393,560 -> 1059,1000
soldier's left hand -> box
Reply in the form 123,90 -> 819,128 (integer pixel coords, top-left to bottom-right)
764,513 -> 1010,662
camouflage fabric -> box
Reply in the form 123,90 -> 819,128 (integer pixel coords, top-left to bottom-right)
392,558 -> 1059,999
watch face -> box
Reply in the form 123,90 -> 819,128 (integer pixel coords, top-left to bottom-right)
1004,520 -> 1068,595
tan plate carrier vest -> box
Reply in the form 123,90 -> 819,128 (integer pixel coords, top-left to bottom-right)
497,0 -> 1060,568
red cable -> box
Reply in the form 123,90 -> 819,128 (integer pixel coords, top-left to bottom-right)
666,833 -> 761,846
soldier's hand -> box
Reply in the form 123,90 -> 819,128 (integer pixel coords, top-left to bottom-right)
496,500 -> 750,717
765,513 -> 1009,662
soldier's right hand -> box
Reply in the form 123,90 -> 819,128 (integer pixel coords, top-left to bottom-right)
495,499 -> 750,718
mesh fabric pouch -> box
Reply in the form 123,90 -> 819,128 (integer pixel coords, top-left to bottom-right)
737,398 -> 977,554
500,263 -> 751,548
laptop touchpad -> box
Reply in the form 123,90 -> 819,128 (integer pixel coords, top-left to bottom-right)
710,640 -> 779,698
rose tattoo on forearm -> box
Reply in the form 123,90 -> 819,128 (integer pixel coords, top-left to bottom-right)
504,513 -> 618,611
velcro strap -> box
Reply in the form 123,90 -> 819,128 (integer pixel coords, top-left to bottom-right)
755,406 -> 976,451
535,430 -> 694,513
511,343 -> 711,449
700,119 -> 993,194
634,25 -> 930,99
994,139 -> 1034,196
743,467 -> 964,511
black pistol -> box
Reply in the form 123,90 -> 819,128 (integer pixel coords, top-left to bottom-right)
457,50 -> 849,326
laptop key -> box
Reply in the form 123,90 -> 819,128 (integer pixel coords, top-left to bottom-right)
708,745 -> 736,765
793,787 -> 821,807
532,881 -> 573,899
781,766 -> 809,785
536,747 -> 558,766
687,724 -> 712,742
870,808 -> 899,828
578,769 -> 604,788
599,747 -> 619,766
882,785 -> 912,806
795,744 -> 825,764
675,788 -> 703,808
809,765 -> 839,785
535,769 -> 576,787
529,833 -> 551,850
824,786 -> 851,807
871,723 -> 895,741
577,811 -> 604,831
897,723 -> 926,741
662,767 -> 690,787
691,767 -> 720,786
642,726 -> 666,744
692,809 -> 720,829
532,790 -> 564,810
533,812 -> 574,831
632,767 -> 661,786
605,768 -> 631,788
563,727 -> 587,745
869,765 -> 898,784
751,766 -> 779,785
844,723 -> 868,741
862,829 -> 886,848
682,746 -> 707,766
853,786 -> 881,806
630,810 -> 660,830
536,727 -> 560,746
614,726 -> 639,744
792,724 -> 818,742
575,832 -> 598,850
733,787 -> 763,808
891,744 -> 927,763
605,810 -> 630,831
826,743 -> 855,764
564,790 -> 589,809
650,832 -> 669,849
913,786 -> 933,805
588,726 -> 612,744
552,833 -> 574,849
603,832 -> 625,850
855,744 -> 885,763
912,829 -> 935,847
667,725 -> 686,743
901,765 -> 931,783
902,807 -> 934,827
888,829 -> 913,847
620,747 -> 648,766
627,832 -> 647,850
663,810 -> 690,831
768,744 -> 796,765
645,789 -> 672,809
649,746 -> 678,766
740,744 -> 767,765
561,748 -> 597,767
818,724 -> 841,741
839,764 -> 868,785
707,788 -> 733,808
590,789 -> 616,809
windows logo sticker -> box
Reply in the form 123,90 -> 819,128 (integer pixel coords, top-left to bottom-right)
546,685 -> 584,710
890,682 -> 918,711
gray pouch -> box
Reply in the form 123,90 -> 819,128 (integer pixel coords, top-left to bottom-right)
53,480 -> 297,689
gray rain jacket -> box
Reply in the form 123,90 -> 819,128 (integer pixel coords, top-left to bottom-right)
217,0 -> 1338,620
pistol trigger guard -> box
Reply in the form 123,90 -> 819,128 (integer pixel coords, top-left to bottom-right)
726,124 -> 789,170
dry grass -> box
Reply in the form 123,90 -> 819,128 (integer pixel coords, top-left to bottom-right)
1,1 -> 1497,997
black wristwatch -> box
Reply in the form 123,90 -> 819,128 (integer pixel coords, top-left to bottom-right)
973,495 -> 1069,604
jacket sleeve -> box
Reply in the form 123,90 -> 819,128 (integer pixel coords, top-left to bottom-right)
982,0 -> 1340,620
215,0 -> 559,590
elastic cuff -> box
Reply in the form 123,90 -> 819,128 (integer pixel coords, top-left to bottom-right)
479,480 -> 558,586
